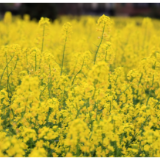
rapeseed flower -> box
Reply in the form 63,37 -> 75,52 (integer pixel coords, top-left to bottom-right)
1,12 -> 160,157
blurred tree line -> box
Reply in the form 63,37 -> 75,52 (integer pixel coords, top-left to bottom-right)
1,3 -> 160,21
18,3 -> 58,20
0,2 -> 80,20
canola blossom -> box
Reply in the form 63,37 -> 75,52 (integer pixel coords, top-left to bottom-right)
1,12 -> 160,157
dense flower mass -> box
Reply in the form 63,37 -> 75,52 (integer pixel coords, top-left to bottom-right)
1,12 -> 160,157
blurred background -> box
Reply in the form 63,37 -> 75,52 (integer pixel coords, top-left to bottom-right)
1,3 -> 160,21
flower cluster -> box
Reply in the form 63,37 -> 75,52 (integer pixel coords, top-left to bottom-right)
1,12 -> 160,157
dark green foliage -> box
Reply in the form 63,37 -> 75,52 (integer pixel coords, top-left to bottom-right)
19,2 -> 57,20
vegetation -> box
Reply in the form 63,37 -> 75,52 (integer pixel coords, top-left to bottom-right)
1,12 -> 160,157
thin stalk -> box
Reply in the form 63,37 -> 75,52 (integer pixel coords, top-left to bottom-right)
72,57 -> 85,85
61,87 -> 65,110
0,54 -> 14,85
41,25 -> 45,53
39,25 -> 45,69
25,49 -> 29,74
48,64 -> 52,98
126,115 -> 150,150
70,58 -> 78,78
61,31 -> 68,76
35,53 -> 37,71
8,56 -> 19,103
94,24 -> 105,64
146,74 -> 154,105
48,77 -> 51,98
40,83 -> 48,99
92,83 -> 96,99
105,46 -> 109,62
116,85 -> 130,103
6,53 -> 9,95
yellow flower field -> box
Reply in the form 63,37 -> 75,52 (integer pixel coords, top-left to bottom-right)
1,11 -> 160,157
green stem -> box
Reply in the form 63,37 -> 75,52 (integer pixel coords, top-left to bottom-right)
48,64 -> 52,98
61,31 -> 68,76
92,83 -> 96,99
71,58 -> 78,78
116,85 -> 130,103
39,25 -> 45,69
126,115 -> 150,150
48,77 -> 50,98
8,56 -> 19,103
105,46 -> 109,62
35,53 -> 37,71
0,54 -> 14,85
25,49 -> 29,74
72,57 -> 85,85
146,74 -> 154,105
40,84 -> 48,99
6,53 -> 9,95
94,24 -> 105,64
41,25 -> 45,53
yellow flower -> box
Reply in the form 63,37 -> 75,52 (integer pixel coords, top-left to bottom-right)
52,153 -> 58,157
15,153 -> 24,157
66,152 -> 73,157
29,147 -> 47,157
6,146 -> 16,157
50,144 -> 55,150
39,17 -> 50,26
144,145 -> 150,152
4,11 -> 12,24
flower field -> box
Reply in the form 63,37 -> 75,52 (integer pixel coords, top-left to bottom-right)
1,12 -> 160,157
